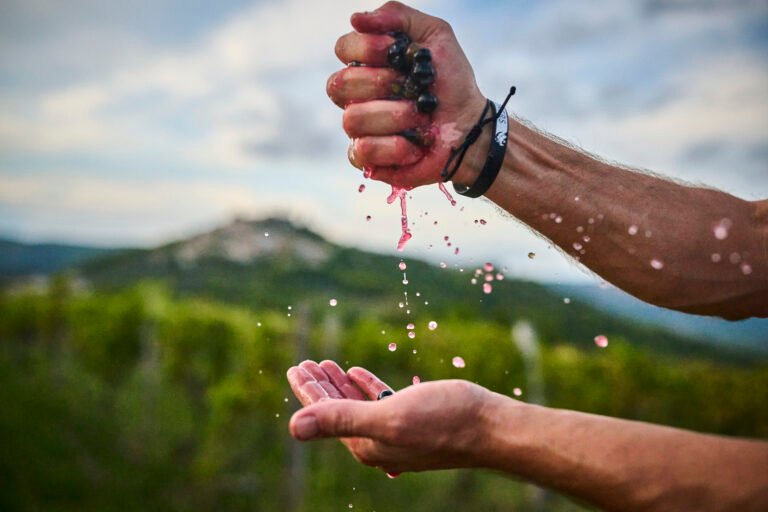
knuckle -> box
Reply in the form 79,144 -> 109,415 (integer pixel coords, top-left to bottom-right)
342,109 -> 358,136
334,35 -> 347,62
330,410 -> 355,435
347,141 -> 361,168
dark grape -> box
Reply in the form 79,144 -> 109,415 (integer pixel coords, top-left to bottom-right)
413,47 -> 432,63
387,40 -> 408,71
412,62 -> 435,87
402,76 -> 422,100
416,93 -> 438,113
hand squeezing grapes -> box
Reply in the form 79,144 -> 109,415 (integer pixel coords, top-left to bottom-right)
328,2 -> 488,189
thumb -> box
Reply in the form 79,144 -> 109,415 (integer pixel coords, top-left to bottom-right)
351,1 -> 440,40
289,399 -> 381,441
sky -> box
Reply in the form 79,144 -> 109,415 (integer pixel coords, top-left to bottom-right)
1,0 -> 767,283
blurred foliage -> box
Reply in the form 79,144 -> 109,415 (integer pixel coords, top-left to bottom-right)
1,279 -> 766,512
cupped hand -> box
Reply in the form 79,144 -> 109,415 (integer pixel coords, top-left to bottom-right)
286,360 -> 503,474
327,1 -> 487,188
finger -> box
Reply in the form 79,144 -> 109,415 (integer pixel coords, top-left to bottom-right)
327,67 -> 401,108
319,360 -> 367,401
299,360 -> 344,399
367,159 -> 438,189
351,1 -> 443,41
343,100 -> 428,138
349,136 -> 423,169
347,366 -> 392,401
287,366 -> 330,406
289,399 -> 382,440
335,31 -> 393,66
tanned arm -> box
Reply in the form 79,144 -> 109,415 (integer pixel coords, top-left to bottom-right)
288,361 -> 768,512
330,1 -> 768,319
459,119 -> 768,319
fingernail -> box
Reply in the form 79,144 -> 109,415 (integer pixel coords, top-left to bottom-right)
293,415 -> 319,440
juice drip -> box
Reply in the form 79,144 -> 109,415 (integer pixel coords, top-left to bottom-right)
438,182 -> 457,206
387,186 -> 412,251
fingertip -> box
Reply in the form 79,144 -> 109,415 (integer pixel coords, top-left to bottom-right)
351,2 -> 404,34
289,412 -> 319,441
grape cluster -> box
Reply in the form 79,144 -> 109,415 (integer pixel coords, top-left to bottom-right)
387,32 -> 438,115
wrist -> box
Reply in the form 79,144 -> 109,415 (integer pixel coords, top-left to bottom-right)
448,95 -> 491,188
475,391 -> 535,471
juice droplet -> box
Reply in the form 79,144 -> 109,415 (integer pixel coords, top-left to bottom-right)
363,166 -> 373,179
711,253 -> 721,263
513,387 -> 523,397
555,216 -> 563,224
387,472 -> 401,479
594,335 -> 609,348
528,252 -> 536,259
398,261 -> 407,271
452,356 -> 466,368
329,298 -> 338,307
713,218 -> 732,240
573,242 -> 583,251
358,184 -> 366,193
428,321 -> 438,330
402,279 -> 409,285
387,186 -> 413,251
471,278 -> 478,285
479,219 -> 487,225
484,273 -> 494,282
741,263 -> 752,275
628,225 -> 638,235
484,262 -> 494,272
563,297 -> 571,304
454,247 -> 460,255
650,259 -> 664,270
412,375 -> 421,385
388,343 -> 397,352
366,215 -> 372,221
438,182 -> 457,206
444,235 -> 450,241
483,283 -> 493,294
439,262 -> 447,269
406,323 -> 415,330
496,273 -> 504,281
408,331 -> 416,339
264,232 -> 270,237
729,252 -> 741,264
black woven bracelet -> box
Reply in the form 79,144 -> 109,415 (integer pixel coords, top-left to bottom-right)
440,100 -> 492,182
453,87 -> 515,198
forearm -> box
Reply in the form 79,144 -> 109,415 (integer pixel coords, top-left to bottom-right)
479,396 -> 768,511
454,115 -> 768,319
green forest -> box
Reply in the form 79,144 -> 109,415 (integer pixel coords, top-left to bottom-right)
2,276 -> 766,512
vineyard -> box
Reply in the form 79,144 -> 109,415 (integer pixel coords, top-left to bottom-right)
2,278 -> 766,511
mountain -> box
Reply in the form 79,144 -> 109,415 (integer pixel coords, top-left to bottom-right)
553,284 -> 768,355
0,238 -> 116,279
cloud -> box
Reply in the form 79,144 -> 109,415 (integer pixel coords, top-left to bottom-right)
0,0 -> 766,281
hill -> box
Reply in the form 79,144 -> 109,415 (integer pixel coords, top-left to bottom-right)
0,238 -> 115,279
71,217 -> 760,364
